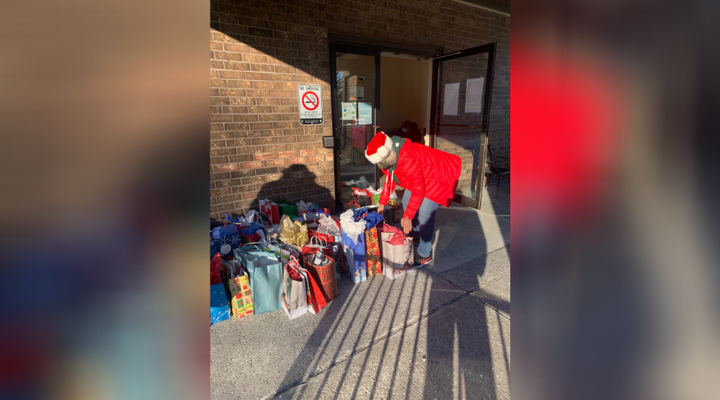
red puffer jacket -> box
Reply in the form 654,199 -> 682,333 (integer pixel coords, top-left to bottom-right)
379,141 -> 461,220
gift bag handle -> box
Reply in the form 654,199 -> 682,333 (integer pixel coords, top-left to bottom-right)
238,242 -> 263,253
309,235 -> 327,248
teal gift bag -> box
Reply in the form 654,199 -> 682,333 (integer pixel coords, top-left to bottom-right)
235,243 -> 283,315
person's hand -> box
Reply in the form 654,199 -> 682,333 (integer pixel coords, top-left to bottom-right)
401,217 -> 412,234
378,204 -> 385,213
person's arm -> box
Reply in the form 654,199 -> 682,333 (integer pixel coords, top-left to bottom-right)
400,157 -> 426,221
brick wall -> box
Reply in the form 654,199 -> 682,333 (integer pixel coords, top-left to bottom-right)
210,0 -> 510,219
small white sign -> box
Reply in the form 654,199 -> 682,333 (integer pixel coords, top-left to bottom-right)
298,84 -> 323,125
341,102 -> 357,121
358,102 -> 372,125
443,82 -> 460,116
465,77 -> 484,114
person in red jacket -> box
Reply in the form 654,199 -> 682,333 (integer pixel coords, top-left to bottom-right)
365,131 -> 461,267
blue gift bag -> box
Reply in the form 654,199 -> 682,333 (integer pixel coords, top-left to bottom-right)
210,239 -> 223,260
235,245 -> 283,315
341,231 -> 366,284
210,284 -> 230,325
211,224 -> 238,239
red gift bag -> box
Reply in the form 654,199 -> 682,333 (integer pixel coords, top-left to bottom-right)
302,251 -> 338,302
291,255 -> 327,313
364,226 -> 383,277
259,199 -> 280,225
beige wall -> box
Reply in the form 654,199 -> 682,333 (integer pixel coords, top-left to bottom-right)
377,56 -> 429,136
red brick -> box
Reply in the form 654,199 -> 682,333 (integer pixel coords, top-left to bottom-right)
299,149 -> 317,157
263,159 -> 284,167
241,161 -> 263,169
278,151 -> 297,158
307,155 -> 324,163
215,163 -> 239,172
253,152 -> 277,161
285,157 -> 306,165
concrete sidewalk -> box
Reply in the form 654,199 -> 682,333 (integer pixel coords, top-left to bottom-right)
211,200 -> 510,400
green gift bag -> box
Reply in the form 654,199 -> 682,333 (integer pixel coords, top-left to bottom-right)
235,244 -> 283,315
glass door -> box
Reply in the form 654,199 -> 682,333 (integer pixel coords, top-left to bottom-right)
430,43 -> 497,209
330,44 -> 380,210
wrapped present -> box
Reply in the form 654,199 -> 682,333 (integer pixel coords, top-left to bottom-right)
259,199 -> 280,225
210,284 -> 230,325
228,274 -> 253,318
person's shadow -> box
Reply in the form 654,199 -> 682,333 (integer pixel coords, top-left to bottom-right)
249,164 -> 336,215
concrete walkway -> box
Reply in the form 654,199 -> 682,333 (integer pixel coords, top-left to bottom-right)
211,193 -> 510,400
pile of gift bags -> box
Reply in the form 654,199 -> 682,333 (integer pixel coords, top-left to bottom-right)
210,197 -> 417,324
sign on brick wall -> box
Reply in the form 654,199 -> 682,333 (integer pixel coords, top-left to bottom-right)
298,84 -> 323,125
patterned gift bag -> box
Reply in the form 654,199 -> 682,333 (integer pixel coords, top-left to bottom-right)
364,226 -> 383,277
302,252 -> 337,302
259,199 -> 280,225
341,231 -> 366,284
380,231 -> 415,281
210,284 -> 230,325
228,275 -> 254,318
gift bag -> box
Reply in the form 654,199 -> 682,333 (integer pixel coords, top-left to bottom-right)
296,200 -> 309,218
211,252 -> 225,285
277,200 -> 299,219
302,251 -> 338,301
227,274 -> 254,318
282,256 -> 308,319
380,230 -> 415,280
296,260 -> 327,313
302,235 -> 334,259
238,222 -> 268,246
235,244 -> 283,315
211,224 -> 238,239
210,284 -> 230,325
365,226 -> 383,277
210,239 -> 223,260
341,231 -> 366,284
259,199 -> 280,225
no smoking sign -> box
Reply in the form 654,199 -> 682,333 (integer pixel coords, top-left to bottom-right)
297,84 -> 323,125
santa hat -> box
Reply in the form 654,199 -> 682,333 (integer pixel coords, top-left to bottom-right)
365,131 -> 393,164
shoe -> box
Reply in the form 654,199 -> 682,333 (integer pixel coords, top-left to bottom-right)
413,252 -> 432,267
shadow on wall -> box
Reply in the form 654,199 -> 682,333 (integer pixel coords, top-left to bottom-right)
250,164 -> 336,214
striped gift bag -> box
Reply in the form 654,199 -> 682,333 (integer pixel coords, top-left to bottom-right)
302,253 -> 338,302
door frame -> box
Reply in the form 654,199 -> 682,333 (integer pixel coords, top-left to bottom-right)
328,34 -> 442,211
429,42 -> 497,209
329,43 -> 381,212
